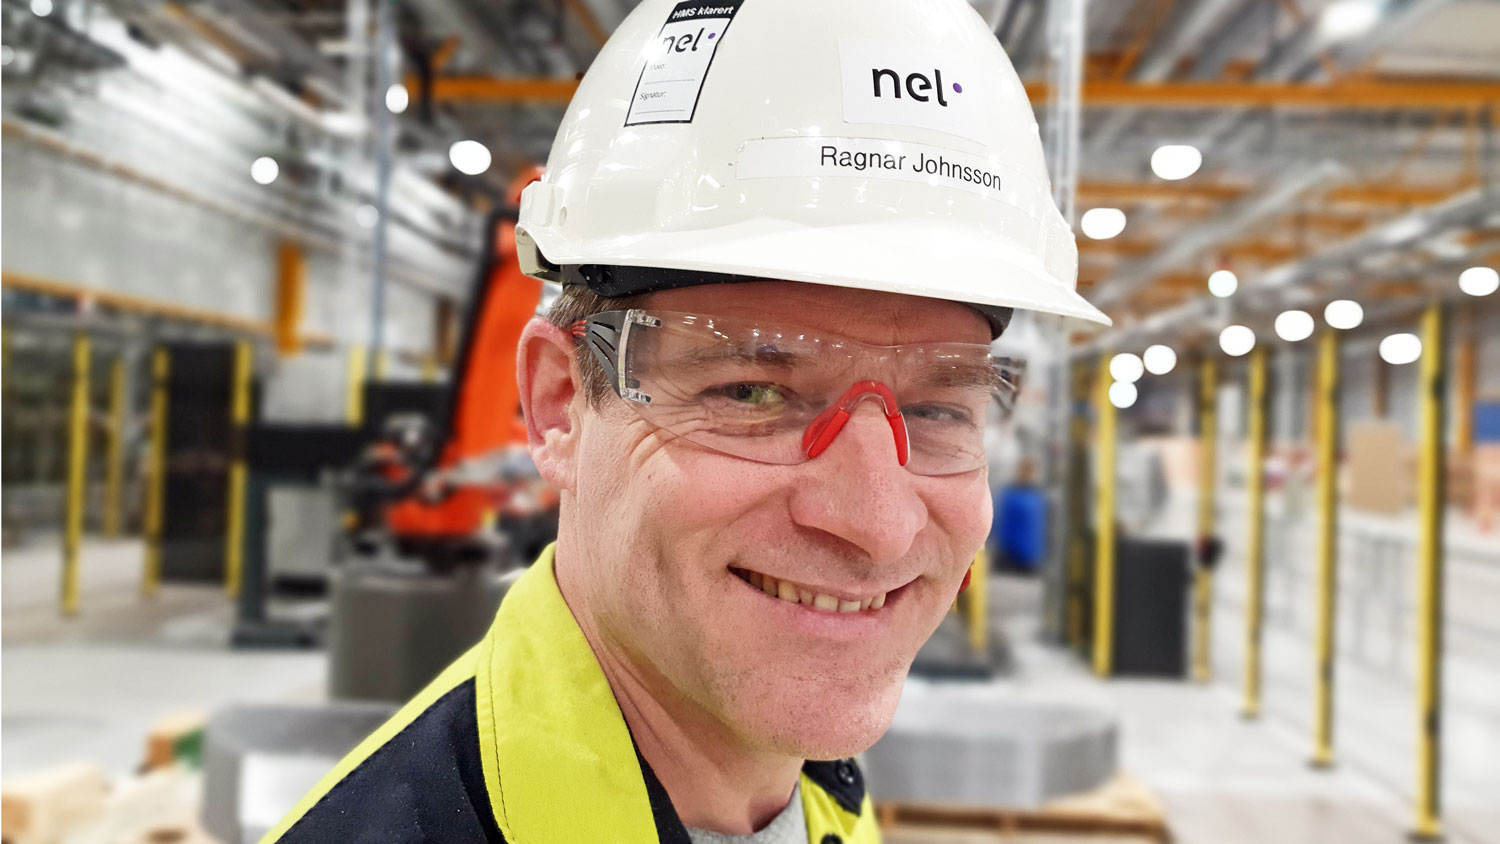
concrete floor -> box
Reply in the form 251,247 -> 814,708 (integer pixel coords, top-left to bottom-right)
1209,491 -> 1500,844
2,538 -> 323,778
3,535 -> 1496,844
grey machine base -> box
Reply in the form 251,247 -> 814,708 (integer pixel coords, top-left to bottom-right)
327,561 -> 518,703
203,702 -> 398,844
861,682 -> 1117,808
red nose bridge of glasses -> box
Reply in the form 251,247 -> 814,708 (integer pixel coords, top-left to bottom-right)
801,381 -> 910,467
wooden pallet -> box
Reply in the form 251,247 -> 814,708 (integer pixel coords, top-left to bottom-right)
876,774 -> 1171,843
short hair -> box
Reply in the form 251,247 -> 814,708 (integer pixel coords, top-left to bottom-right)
543,284 -> 642,407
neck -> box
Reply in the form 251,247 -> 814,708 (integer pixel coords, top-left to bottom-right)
553,539 -> 802,835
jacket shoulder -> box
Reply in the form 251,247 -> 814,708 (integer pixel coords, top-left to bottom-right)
264,676 -> 504,844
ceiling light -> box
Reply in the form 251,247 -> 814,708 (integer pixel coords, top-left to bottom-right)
250,156 -> 279,185
1324,299 -> 1363,330
1274,309 -> 1314,342
1150,144 -> 1202,181
356,204 -> 379,229
1208,269 -> 1238,298
1110,352 -> 1144,384
385,83 -> 409,114
1219,325 -> 1255,357
30,0 -> 52,16
1109,381 -> 1138,409
449,140 -> 492,176
1319,0 -> 1381,42
1458,266 -> 1498,297
1080,208 -> 1126,240
1143,344 -> 1177,375
0,46 -> 14,66
1379,333 -> 1422,366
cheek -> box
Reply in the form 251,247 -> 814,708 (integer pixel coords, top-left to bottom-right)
924,472 -> 994,556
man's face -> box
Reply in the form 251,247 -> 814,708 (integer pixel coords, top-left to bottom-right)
557,281 -> 993,759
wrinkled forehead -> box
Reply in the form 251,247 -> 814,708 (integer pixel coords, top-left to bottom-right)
639,280 -> 991,347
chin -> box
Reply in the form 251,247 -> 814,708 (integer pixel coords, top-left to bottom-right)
732,671 -> 906,761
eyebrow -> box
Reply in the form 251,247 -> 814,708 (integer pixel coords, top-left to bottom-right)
671,343 -> 812,370
908,358 -> 1010,391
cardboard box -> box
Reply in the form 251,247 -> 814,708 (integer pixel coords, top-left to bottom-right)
1346,422 -> 1412,515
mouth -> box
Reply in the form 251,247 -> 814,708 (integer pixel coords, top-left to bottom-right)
729,567 -> 898,614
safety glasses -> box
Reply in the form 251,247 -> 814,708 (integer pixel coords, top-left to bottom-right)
573,310 -> 1024,476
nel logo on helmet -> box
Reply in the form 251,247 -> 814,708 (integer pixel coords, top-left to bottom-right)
840,40 -> 987,145
871,66 -> 961,107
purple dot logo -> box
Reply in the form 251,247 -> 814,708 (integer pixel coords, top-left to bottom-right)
953,82 -> 963,93
707,31 -> 716,39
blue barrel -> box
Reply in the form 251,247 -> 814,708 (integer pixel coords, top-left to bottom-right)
993,484 -> 1048,570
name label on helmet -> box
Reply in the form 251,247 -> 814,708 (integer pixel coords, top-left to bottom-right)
625,0 -> 744,126
736,137 -> 1043,218
839,40 -> 988,145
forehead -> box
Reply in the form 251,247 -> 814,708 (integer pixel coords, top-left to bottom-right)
639,281 -> 990,347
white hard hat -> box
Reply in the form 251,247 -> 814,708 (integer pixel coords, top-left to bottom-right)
516,0 -> 1111,333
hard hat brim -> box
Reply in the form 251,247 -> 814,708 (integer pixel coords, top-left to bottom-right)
520,217 -> 1113,328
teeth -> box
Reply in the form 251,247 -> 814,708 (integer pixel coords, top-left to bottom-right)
737,569 -> 889,613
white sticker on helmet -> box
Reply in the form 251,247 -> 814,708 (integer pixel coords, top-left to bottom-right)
839,39 -> 988,145
736,136 -> 1043,218
625,0 -> 744,126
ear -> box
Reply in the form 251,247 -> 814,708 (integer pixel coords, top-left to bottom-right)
517,316 -> 583,491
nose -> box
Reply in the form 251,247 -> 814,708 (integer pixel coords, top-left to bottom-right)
788,400 -> 929,563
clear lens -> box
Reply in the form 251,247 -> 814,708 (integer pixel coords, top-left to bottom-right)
589,310 -> 1022,476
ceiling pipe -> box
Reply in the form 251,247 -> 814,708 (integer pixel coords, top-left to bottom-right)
1090,186 -> 1500,350
1198,0 -> 1455,155
1087,0 -> 1245,151
1091,159 -> 1346,308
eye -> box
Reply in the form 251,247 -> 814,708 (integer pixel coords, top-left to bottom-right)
903,403 -> 973,425
721,383 -> 786,405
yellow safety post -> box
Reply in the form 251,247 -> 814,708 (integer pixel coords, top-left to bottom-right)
965,547 -> 989,656
1193,358 -> 1219,682
143,348 -> 169,597
1454,332 -> 1475,455
1311,331 -> 1340,768
1242,344 -> 1268,719
62,334 -> 91,615
1092,353 -> 1118,678
103,357 -> 126,538
346,344 -> 367,425
223,341 -> 252,597
1066,361 -> 1090,650
1412,302 -> 1447,841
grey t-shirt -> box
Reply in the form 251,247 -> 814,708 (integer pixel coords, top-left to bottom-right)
685,783 -> 807,844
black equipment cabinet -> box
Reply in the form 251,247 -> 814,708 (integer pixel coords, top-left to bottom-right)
1077,533 -> 1191,678
160,343 -> 243,584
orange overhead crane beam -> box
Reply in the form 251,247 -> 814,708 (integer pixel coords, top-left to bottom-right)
1081,239 -> 1303,264
1078,180 -> 1469,207
1025,78 -> 1500,109
426,76 -> 1500,109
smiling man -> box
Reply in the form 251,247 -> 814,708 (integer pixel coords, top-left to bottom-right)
263,0 -> 1107,842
